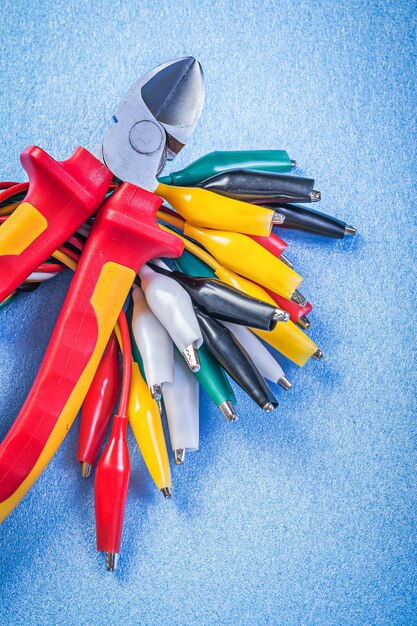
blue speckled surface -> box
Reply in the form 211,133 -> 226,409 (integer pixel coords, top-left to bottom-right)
0,1 -> 416,624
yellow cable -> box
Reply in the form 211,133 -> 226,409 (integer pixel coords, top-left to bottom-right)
158,219 -> 316,365
0,201 -> 20,216
156,210 -> 185,231
0,292 -> 15,308
51,250 -> 77,272
184,222 -> 302,300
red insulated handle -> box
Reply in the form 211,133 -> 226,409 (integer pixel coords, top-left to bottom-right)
0,145 -> 112,301
0,182 -> 183,520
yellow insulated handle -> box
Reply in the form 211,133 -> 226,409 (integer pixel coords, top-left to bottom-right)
156,183 -> 273,236
0,202 -> 47,255
184,222 -> 303,300
128,362 -> 171,493
215,266 -> 318,366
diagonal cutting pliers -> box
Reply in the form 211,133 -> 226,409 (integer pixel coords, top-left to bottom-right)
0,57 -> 205,522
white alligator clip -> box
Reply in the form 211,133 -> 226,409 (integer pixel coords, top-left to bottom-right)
138,262 -> 203,372
222,322 -> 291,390
131,284 -> 174,409
162,350 -> 200,465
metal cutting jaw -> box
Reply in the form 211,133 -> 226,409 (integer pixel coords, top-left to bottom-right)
99,57 -> 205,191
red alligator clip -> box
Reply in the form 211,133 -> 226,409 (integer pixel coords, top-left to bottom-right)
77,333 -> 121,477
265,287 -> 313,328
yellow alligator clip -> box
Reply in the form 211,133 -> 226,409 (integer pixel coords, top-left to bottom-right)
156,183 -> 274,236
215,266 -> 319,366
128,361 -> 172,498
184,222 -> 303,300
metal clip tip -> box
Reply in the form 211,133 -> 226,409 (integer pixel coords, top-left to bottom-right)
344,225 -> 357,236
278,375 -> 292,390
310,190 -> 321,201
150,384 -> 163,413
106,552 -> 119,572
182,344 -> 200,372
150,383 -> 162,401
272,212 -> 285,225
280,253 -> 294,269
161,487 -> 172,498
291,159 -> 297,168
81,461 -> 92,478
291,290 -> 307,307
263,402 -> 275,413
298,315 -> 311,330
312,349 -> 324,361
174,448 -> 186,465
273,309 -> 290,324
219,400 -> 238,422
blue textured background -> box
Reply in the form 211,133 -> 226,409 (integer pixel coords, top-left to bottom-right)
0,1 -> 415,624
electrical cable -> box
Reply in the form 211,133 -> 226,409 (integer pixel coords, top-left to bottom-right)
0,182 -> 28,204
194,307 -> 278,411
0,203 -> 19,216
138,263 -> 203,372
131,283 -> 174,408
270,203 -> 357,238
77,334 -> 120,478
183,222 -> 303,300
0,182 -> 19,189
162,349 -> 200,465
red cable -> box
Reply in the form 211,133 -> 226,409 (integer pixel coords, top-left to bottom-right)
0,182 -> 20,189
35,263 -> 65,273
66,234 -> 85,252
159,205 -> 181,219
116,310 -> 132,417
58,245 -> 80,262
0,182 -> 28,203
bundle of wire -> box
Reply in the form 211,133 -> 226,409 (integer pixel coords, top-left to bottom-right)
0,149 -> 356,571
